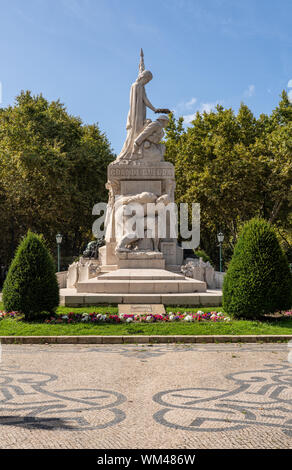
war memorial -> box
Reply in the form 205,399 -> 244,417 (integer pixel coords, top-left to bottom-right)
61,51 -> 222,307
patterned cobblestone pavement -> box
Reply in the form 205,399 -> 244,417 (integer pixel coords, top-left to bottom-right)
0,343 -> 291,449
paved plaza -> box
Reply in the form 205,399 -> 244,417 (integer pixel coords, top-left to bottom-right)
0,343 -> 291,449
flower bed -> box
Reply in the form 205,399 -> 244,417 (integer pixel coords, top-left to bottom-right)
0,310 -> 291,324
0,310 -> 232,323
119,311 -> 231,323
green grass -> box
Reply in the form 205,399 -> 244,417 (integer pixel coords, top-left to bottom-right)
57,305 -> 119,314
0,303 -> 291,336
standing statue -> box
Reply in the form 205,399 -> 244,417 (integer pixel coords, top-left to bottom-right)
115,49 -> 170,163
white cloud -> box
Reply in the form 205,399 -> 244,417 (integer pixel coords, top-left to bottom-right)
185,97 -> 197,109
200,102 -> 219,113
182,101 -> 221,124
182,113 -> 197,124
244,84 -> 255,98
175,97 -> 197,114
288,79 -> 292,88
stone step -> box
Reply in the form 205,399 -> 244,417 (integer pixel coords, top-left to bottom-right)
60,288 -> 222,306
98,268 -> 186,281
99,265 -> 118,272
76,278 -> 206,294
118,258 -> 165,269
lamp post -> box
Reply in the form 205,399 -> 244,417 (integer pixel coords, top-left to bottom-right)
217,232 -> 224,273
56,233 -> 63,272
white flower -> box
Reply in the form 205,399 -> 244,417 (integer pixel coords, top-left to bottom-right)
96,314 -> 102,320
224,317 -> 231,322
61,315 -> 68,320
169,315 -> 175,321
146,315 -> 153,322
82,313 -> 89,318
101,315 -> 107,321
126,318 -> 133,323
197,310 -> 204,315
185,315 -> 193,322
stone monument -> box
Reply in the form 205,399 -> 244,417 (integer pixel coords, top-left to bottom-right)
62,51 -> 218,306
100,49 -> 182,270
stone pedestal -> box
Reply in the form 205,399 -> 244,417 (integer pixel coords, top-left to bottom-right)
76,268 -> 207,294
117,251 -> 165,269
105,161 -> 183,269
68,160 -> 208,299
99,243 -> 118,267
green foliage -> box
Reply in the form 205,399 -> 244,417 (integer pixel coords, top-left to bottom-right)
223,218 -> 292,318
0,91 -> 114,266
164,94 -> 292,267
194,249 -> 212,264
2,231 -> 59,319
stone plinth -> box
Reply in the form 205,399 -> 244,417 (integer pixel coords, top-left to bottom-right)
116,251 -> 165,269
60,288 -> 222,306
97,269 -> 185,280
76,268 -> 206,294
99,243 -> 118,267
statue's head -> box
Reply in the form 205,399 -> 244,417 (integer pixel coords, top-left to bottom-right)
157,115 -> 169,128
137,70 -> 153,85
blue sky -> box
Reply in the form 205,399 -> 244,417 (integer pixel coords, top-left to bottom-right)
0,0 -> 291,154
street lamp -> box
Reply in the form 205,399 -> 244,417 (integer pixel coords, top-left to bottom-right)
56,233 -> 63,272
217,232 -> 224,273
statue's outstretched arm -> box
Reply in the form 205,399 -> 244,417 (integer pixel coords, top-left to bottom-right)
143,92 -> 156,113
144,92 -> 171,115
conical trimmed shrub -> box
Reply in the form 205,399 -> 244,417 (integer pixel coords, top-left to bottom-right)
2,231 -> 59,319
223,218 -> 292,319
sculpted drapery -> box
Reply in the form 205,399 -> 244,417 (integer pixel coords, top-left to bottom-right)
117,70 -> 156,162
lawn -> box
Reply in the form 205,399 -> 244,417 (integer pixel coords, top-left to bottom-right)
0,303 -> 291,336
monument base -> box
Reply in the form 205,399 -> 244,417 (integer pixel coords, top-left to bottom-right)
76,268 -> 206,294
60,288 -> 222,306
116,251 -> 165,269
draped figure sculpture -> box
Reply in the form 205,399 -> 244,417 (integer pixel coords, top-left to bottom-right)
115,49 -> 170,163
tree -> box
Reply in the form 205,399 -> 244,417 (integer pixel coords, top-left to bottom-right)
223,218 -> 292,318
2,231 -> 59,319
0,91 -> 114,266
164,94 -> 292,267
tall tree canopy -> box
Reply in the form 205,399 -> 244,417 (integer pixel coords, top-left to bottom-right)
164,92 -> 292,267
0,91 -> 114,266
